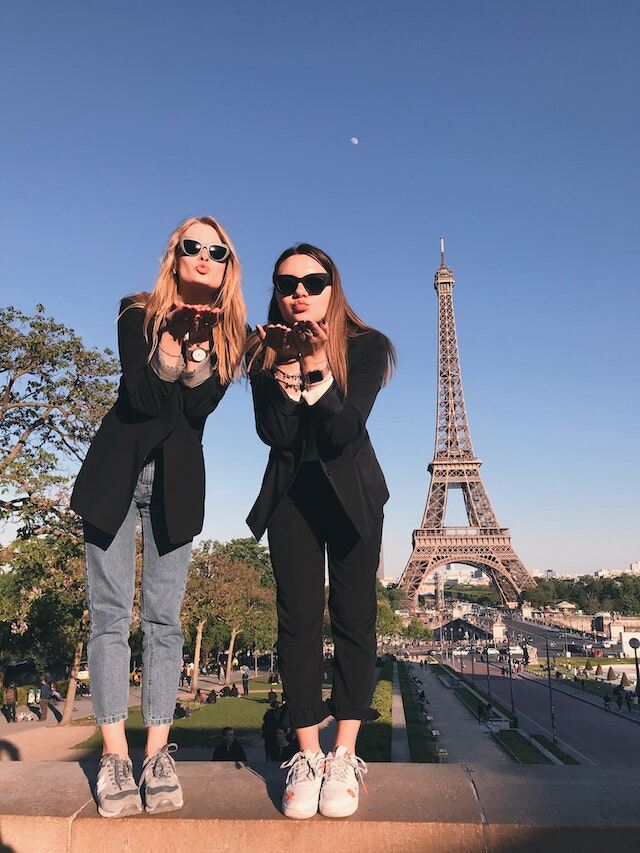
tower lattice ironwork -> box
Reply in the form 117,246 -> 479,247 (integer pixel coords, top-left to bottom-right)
398,240 -> 536,607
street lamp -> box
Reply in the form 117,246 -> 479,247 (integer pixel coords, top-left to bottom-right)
470,637 -> 476,684
545,638 -> 558,744
507,645 -> 515,716
629,637 -> 640,698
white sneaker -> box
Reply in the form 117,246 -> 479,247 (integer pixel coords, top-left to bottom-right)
281,749 -> 325,819
319,745 -> 368,818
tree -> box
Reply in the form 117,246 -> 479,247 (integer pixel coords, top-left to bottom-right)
0,305 -> 117,719
0,304 -> 117,536
183,543 -> 276,686
201,538 -> 275,589
376,601 -> 403,638
404,618 -> 431,643
0,519 -> 88,725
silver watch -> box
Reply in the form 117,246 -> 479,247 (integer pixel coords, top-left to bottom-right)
186,346 -> 209,363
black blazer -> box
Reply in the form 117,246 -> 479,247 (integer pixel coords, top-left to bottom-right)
247,329 -> 389,541
71,299 -> 228,544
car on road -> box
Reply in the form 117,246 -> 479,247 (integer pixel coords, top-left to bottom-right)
452,647 -> 469,656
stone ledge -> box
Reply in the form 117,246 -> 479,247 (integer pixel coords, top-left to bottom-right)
1,762 -> 640,852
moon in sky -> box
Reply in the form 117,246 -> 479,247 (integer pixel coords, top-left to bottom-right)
350,137 -> 359,145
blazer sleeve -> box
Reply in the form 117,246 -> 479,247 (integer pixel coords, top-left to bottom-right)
308,332 -> 387,453
117,301 -> 179,417
181,372 -> 229,428
250,367 -> 302,449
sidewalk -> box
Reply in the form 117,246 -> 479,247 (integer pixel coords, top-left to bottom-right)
412,664 -> 510,764
391,661 -> 411,762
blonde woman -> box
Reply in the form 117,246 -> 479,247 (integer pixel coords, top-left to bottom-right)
247,243 -> 395,820
71,216 -> 246,817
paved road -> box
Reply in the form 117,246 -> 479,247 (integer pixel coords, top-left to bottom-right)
468,665 -> 640,767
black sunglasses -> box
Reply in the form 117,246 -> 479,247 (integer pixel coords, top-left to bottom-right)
273,272 -> 331,297
178,237 -> 230,263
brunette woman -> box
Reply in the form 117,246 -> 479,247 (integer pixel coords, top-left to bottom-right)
71,216 -> 246,817
247,243 -> 395,819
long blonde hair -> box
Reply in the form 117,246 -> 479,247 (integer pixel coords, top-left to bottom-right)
249,243 -> 396,393
125,216 -> 246,384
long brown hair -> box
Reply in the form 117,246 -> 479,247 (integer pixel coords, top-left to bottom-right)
249,243 -> 395,393
123,216 -> 246,384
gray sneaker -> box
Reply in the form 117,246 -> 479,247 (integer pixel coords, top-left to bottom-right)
95,754 -> 143,818
139,743 -> 183,814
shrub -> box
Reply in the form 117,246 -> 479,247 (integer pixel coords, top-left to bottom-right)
595,664 -> 603,677
585,658 -> 594,671
620,672 -> 630,688
606,666 -> 617,682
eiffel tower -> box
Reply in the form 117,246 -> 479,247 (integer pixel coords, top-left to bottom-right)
398,240 -> 536,607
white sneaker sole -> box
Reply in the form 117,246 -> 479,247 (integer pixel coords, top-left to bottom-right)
282,797 -> 320,820
145,797 -> 184,814
319,799 -> 359,818
97,801 -> 142,819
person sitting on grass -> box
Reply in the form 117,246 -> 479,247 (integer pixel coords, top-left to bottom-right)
211,727 -> 247,763
205,690 -> 217,705
229,684 -> 239,697
194,689 -> 205,703
173,701 -> 190,720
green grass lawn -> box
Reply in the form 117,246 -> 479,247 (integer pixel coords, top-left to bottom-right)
73,695 -> 274,751
396,661 -> 436,762
493,730 -> 551,765
357,659 -> 392,763
530,734 -> 579,765
525,667 -> 627,701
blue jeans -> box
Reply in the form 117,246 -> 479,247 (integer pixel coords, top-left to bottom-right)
84,460 -> 192,727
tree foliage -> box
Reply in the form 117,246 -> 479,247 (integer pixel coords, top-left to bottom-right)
524,575 -> 640,615
0,304 -> 117,536
183,541 -> 276,683
376,601 -> 404,637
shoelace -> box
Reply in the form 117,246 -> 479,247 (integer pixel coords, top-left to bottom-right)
148,743 -> 178,779
281,751 -> 321,786
325,751 -> 369,794
101,754 -> 133,791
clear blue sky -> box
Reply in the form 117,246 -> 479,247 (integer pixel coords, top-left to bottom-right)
2,1 -> 638,576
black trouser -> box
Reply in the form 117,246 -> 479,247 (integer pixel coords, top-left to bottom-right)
6,702 -> 16,722
268,463 -> 383,730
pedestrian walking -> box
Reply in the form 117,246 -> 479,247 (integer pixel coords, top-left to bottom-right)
604,694 -> 611,711
4,682 -> 18,722
70,215 -> 247,818
247,242 -> 395,820
38,677 -> 53,722
242,671 -> 249,696
615,692 -> 623,712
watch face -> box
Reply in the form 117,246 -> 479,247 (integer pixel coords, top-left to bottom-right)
191,347 -> 208,363
305,369 -> 324,384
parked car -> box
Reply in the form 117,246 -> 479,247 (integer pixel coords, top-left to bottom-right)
452,647 -> 469,656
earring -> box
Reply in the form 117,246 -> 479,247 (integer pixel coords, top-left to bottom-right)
172,268 -> 176,275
